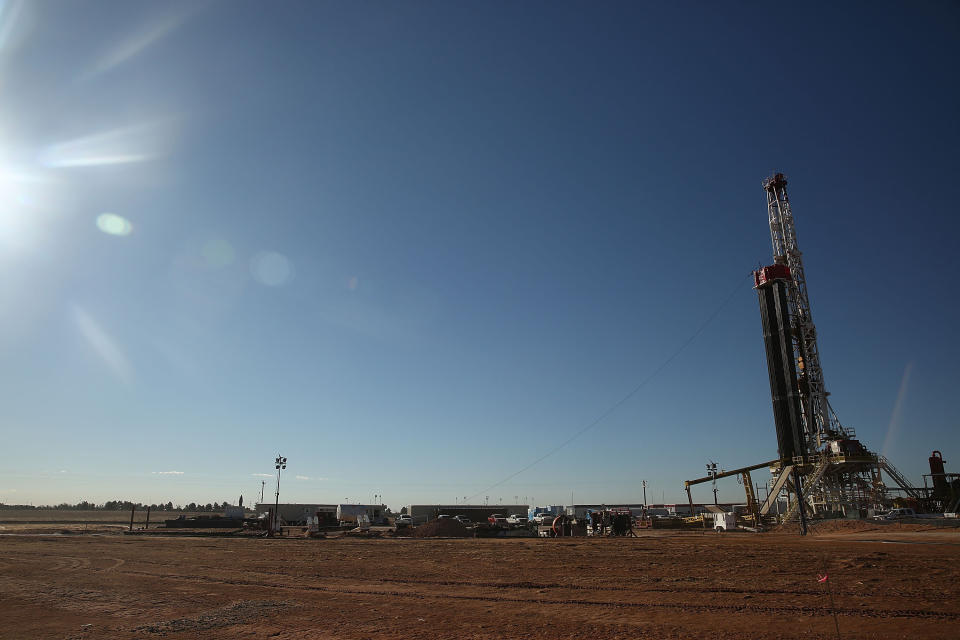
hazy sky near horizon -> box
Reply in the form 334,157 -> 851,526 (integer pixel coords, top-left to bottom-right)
1,1 -> 958,508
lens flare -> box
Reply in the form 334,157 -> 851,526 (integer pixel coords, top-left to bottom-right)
250,251 -> 293,286
96,213 -> 132,236
201,238 -> 235,268
72,306 -> 133,384
39,121 -> 172,168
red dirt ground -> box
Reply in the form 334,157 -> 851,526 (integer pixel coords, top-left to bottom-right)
1,527 -> 958,639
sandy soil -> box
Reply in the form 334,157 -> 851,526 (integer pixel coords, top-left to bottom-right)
1,527 -> 958,639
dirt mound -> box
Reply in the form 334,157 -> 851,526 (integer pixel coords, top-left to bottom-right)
412,518 -> 471,538
807,519 -> 891,533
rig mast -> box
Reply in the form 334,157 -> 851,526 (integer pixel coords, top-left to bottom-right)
686,174 -> 924,524
753,173 -> 913,523
762,173 -> 846,455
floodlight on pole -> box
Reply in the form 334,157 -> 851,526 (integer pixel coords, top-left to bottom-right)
707,461 -> 719,505
273,455 -> 286,534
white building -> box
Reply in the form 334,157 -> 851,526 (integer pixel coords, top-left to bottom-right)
255,503 -> 336,525
337,504 -> 386,524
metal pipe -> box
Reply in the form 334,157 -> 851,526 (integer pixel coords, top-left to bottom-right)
685,460 -> 777,487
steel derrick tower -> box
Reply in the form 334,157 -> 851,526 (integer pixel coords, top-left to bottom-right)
686,174 -> 922,525
752,173 -> 923,524
762,173 -> 846,456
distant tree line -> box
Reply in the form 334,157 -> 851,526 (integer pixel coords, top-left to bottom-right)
0,501 -> 250,511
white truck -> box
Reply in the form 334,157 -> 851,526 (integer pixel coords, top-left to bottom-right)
712,513 -> 737,531
506,514 -> 528,527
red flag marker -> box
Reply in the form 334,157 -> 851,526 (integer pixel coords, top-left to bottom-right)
817,573 -> 829,583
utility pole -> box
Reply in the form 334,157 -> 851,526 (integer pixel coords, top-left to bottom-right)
273,455 -> 286,534
260,480 -> 265,503
642,480 -> 647,506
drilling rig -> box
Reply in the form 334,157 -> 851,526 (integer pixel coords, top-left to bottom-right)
682,173 -> 923,528
753,173 -> 918,525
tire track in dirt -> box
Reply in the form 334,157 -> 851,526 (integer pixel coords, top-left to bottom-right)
48,556 -> 90,571
173,565 -> 950,601
98,558 -> 125,572
114,569 -> 960,621
364,576 -> 947,600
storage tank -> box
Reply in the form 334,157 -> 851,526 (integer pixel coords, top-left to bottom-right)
929,451 -> 948,498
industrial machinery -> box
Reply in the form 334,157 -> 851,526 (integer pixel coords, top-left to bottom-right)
753,173 -> 929,526
684,460 -> 776,526
922,451 -> 960,513
686,174 -> 922,531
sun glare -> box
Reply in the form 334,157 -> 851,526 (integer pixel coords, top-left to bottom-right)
0,163 -> 35,250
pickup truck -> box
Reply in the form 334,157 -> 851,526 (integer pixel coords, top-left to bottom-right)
506,514 -> 528,526
872,508 -> 915,521
532,513 -> 556,525
487,514 -> 508,527
395,514 -> 414,528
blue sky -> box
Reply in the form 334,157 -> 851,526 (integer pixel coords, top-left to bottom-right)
1,1 -> 957,508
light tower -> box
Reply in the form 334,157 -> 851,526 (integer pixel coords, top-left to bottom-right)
273,454 -> 286,533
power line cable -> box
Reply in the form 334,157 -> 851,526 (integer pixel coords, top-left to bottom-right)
464,271 -> 753,503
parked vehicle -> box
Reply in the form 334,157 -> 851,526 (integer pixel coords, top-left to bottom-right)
453,515 -> 472,526
872,508 -> 916,521
532,513 -> 556,525
506,514 -> 528,526
712,513 -> 737,531
395,514 -> 414,528
487,514 -> 507,526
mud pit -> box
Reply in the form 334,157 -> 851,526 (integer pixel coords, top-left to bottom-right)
1,529 -> 958,639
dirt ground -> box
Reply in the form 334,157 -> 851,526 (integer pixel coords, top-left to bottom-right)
0,510 -> 212,534
2,526 -> 958,639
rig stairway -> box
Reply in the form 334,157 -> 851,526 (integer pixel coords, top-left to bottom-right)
877,455 -> 923,500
